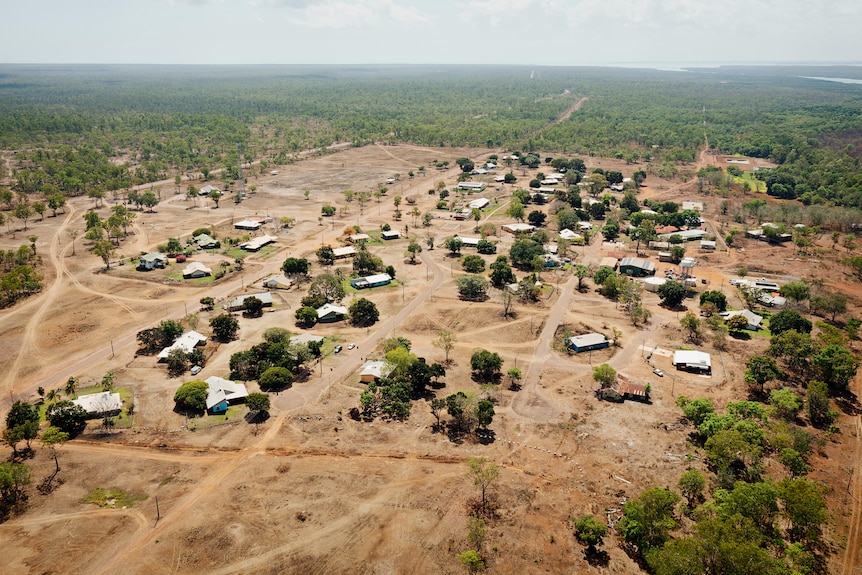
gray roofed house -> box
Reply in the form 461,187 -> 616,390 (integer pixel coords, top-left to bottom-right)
158,330 -> 207,361
359,361 -> 396,383
720,309 -> 763,330
204,376 -> 248,414
566,333 -> 610,352
317,303 -> 348,322
672,350 -> 712,374
619,257 -> 656,277
193,233 -> 219,249
138,252 -> 167,270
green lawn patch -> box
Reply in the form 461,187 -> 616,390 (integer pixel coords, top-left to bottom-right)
84,487 -> 147,508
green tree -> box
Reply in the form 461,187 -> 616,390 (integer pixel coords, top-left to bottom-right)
676,396 -> 715,427
457,550 -> 484,572
680,311 -> 702,343
349,298 -> 379,327
444,235 -> 464,255
45,400 -> 88,436
617,487 -> 681,552
769,310 -> 812,335
282,257 -> 311,277
699,290 -> 727,312
433,330 -> 456,364
678,469 -> 705,507
572,514 -> 608,553
813,344 -> 858,393
316,245 -> 335,266
92,239 -> 115,269
507,367 -> 522,390
467,457 -> 499,515
165,348 -> 190,377
779,280 -> 810,307
470,349 -> 503,381
3,401 -> 40,456
174,380 -> 208,412
778,477 -> 828,542
489,256 -> 515,288
508,238 -> 544,268
405,240 -> 422,264
456,274 -> 489,301
507,201 -> 525,222
769,388 -> 802,420
657,280 -> 686,308
461,254 -> 485,273
259,367 -> 293,391
744,356 -> 782,394
767,329 -> 814,373
592,363 -> 617,389
806,380 -> 834,428
210,313 -> 239,342
810,292 -> 848,322
476,400 -> 495,430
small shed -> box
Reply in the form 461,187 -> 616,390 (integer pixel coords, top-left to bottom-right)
139,252 -> 167,270
619,257 -> 656,277
700,240 -> 716,250
566,333 -> 610,353
599,256 -> 619,270
381,230 -> 401,240
349,234 -> 371,244
658,251 -> 674,262
672,350 -> 712,374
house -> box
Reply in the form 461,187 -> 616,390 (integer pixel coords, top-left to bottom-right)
183,262 -> 212,279
381,230 -> 401,240
648,241 -> 671,250
660,229 -> 706,242
655,225 -> 680,235
332,246 -> 356,259
290,333 -> 324,346
349,233 -> 371,244
566,333 -> 610,353
502,223 -> 536,234
468,198 -> 490,210
542,254 -> 562,267
193,233 -> 219,250
199,184 -> 222,197
359,361 -> 395,383
721,309 -> 763,330
158,330 -> 207,361
240,235 -> 277,251
559,229 -> 582,241
72,391 -> 122,416
234,218 -> 262,231
700,240 -> 717,250
261,274 -> 293,290
350,273 -> 392,289
616,381 -> 649,401
456,182 -> 486,192
672,350 -> 712,374
577,222 -> 593,231
658,251 -> 674,262
317,303 -> 348,323
471,168 -> 488,175
139,252 -> 167,270
458,236 -> 480,248
619,257 -> 656,277
494,175 -> 506,183
227,292 -> 273,311
204,376 -> 248,414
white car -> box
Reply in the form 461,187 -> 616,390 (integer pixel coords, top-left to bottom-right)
347,343 -> 356,350
190,365 -> 202,375
653,368 -> 664,377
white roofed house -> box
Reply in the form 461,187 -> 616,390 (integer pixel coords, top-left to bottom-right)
359,361 -> 396,383
672,350 -> 712,374
240,235 -> 277,251
158,331 -> 207,361
317,303 -> 348,323
332,246 -> 356,259
227,292 -> 273,312
183,262 -> 212,279
720,309 -> 763,331
234,218 -> 262,231
558,229 -> 582,241
204,376 -> 248,414
261,274 -> 293,290
72,391 -> 122,417
199,184 -> 222,197
468,198 -> 490,210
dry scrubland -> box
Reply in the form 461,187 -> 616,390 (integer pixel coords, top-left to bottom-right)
1,144 -> 860,574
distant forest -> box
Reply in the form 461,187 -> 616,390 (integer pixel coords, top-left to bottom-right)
1,64 -> 861,207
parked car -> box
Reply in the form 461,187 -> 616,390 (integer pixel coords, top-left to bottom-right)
347,343 -> 356,350
653,368 -> 664,377
333,345 -> 343,354
190,365 -> 202,375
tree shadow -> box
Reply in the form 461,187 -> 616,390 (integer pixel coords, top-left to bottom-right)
476,429 -> 496,445
584,548 -> 610,567
834,389 -> 861,416
729,331 -> 752,340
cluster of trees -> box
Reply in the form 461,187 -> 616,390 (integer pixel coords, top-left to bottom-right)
358,337 -> 446,421
609,391 -> 831,573
0,256 -> 42,309
229,327 -> 321,386
136,319 -> 185,354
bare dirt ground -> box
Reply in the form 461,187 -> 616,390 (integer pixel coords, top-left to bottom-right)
1,140 -> 861,574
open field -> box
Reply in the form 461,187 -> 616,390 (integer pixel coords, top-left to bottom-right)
2,135 -> 862,574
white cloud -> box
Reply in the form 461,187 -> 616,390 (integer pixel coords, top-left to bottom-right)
273,0 -> 430,28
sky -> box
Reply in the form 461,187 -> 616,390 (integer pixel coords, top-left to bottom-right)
3,0 -> 861,67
